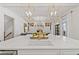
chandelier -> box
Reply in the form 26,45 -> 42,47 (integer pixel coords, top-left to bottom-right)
25,4 -> 32,17
25,10 -> 32,17
48,5 -> 57,17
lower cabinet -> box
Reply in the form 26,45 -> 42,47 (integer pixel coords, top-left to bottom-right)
18,49 -> 60,55
1,49 -> 79,55
18,49 -> 79,55
60,50 -> 79,55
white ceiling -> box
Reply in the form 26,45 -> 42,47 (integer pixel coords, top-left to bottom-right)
1,3 -> 79,19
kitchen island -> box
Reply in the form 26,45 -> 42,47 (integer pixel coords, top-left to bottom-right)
0,34 -> 79,55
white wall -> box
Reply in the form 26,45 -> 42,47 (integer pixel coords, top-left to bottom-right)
69,7 -> 79,40
61,7 -> 79,40
0,7 -> 25,41
0,7 -> 4,41
4,15 -> 14,40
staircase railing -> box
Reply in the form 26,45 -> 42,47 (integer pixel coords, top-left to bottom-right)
4,32 -> 12,39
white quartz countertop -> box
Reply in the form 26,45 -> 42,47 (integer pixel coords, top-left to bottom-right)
0,34 -> 79,50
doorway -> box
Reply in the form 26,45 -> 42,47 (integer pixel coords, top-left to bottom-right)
4,15 -> 14,40
62,17 -> 67,36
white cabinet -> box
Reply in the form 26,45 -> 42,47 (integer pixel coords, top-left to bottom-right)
60,49 -> 79,55
18,49 -> 60,55
18,49 -> 79,55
